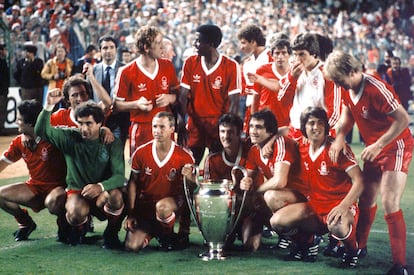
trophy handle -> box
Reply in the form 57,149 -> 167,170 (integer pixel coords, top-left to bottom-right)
229,165 -> 248,235
183,164 -> 203,234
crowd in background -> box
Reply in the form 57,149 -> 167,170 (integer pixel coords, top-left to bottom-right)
1,0 -> 414,84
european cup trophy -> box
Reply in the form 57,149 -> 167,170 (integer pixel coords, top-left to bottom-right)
184,165 -> 248,260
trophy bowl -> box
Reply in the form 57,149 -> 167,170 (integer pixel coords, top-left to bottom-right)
184,165 -> 247,261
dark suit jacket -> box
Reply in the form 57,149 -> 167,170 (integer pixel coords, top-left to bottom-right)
93,61 -> 130,144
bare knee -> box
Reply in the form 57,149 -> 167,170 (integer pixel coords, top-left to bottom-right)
65,195 -> 90,225
155,198 -> 176,219
44,187 -> 66,215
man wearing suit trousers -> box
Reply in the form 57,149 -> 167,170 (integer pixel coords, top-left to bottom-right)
93,35 -> 130,147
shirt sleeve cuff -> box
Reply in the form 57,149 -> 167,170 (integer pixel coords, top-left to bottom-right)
98,183 -> 105,192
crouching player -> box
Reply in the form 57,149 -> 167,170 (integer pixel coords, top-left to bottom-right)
270,107 -> 364,268
35,89 -> 125,249
0,100 -> 67,241
124,112 -> 194,252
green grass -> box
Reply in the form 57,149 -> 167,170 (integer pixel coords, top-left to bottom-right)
0,143 -> 413,274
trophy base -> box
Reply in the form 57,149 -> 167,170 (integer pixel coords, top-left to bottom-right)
198,250 -> 229,261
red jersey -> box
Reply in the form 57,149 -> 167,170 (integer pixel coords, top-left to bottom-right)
114,59 -> 179,123
245,136 -> 305,193
130,140 -> 194,201
342,73 -> 413,148
180,54 -> 242,118
203,140 -> 251,180
2,135 -> 66,186
253,63 -> 290,127
301,138 -> 358,215
50,108 -> 78,128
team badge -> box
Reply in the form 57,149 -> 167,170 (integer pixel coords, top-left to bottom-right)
167,168 -> 177,181
318,161 -> 329,176
361,106 -> 369,119
304,161 -> 309,171
41,147 -> 48,161
161,76 -> 168,90
212,76 -> 222,89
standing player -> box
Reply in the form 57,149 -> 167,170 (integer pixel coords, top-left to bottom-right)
248,38 -> 292,135
324,50 -> 413,275
177,24 -> 241,164
114,26 -> 179,155
269,107 -> 364,267
0,100 -> 66,241
237,24 -> 273,135
278,32 -> 341,140
124,112 -> 194,252
35,90 -> 125,249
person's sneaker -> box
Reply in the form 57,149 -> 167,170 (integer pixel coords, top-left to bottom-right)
158,233 -> 178,252
262,226 -> 276,238
277,236 -> 292,249
285,242 -> 303,261
102,227 -> 122,250
175,233 -> 190,250
68,224 -> 87,246
357,247 -> 368,259
386,264 -> 409,275
56,215 -> 70,243
86,215 -> 94,233
340,250 -> 358,268
14,220 -> 37,241
323,238 -> 345,258
302,241 -> 319,262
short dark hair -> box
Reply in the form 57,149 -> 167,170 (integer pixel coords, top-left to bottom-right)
292,32 -> 319,57
218,113 -> 243,135
98,35 -> 118,49
74,101 -> 104,124
196,24 -> 222,48
62,74 -> 92,105
24,45 -> 37,54
270,39 -> 292,55
300,107 -> 329,138
85,44 -> 97,53
237,25 -> 266,47
17,99 -> 42,126
250,109 -> 278,136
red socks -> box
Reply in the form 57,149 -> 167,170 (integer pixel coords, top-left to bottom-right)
356,204 -> 377,248
385,209 -> 406,266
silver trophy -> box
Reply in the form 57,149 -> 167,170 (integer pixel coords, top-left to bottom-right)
184,165 -> 247,260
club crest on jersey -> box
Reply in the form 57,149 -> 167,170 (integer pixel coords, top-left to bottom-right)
137,83 -> 147,92
192,74 -> 201,83
212,76 -> 222,89
41,147 -> 49,161
99,148 -> 109,162
318,161 -> 329,176
361,106 -> 369,119
161,76 -> 168,90
167,168 -> 177,181
303,161 -> 309,171
145,166 -> 152,175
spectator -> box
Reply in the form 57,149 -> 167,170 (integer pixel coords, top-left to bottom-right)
13,44 -> 44,103
41,44 -> 73,90
0,44 -> 10,135
73,44 -> 97,74
387,56 -> 413,110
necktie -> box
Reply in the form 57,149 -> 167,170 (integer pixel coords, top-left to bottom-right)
103,66 -> 111,94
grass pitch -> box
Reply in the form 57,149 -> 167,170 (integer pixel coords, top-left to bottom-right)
0,143 -> 413,274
